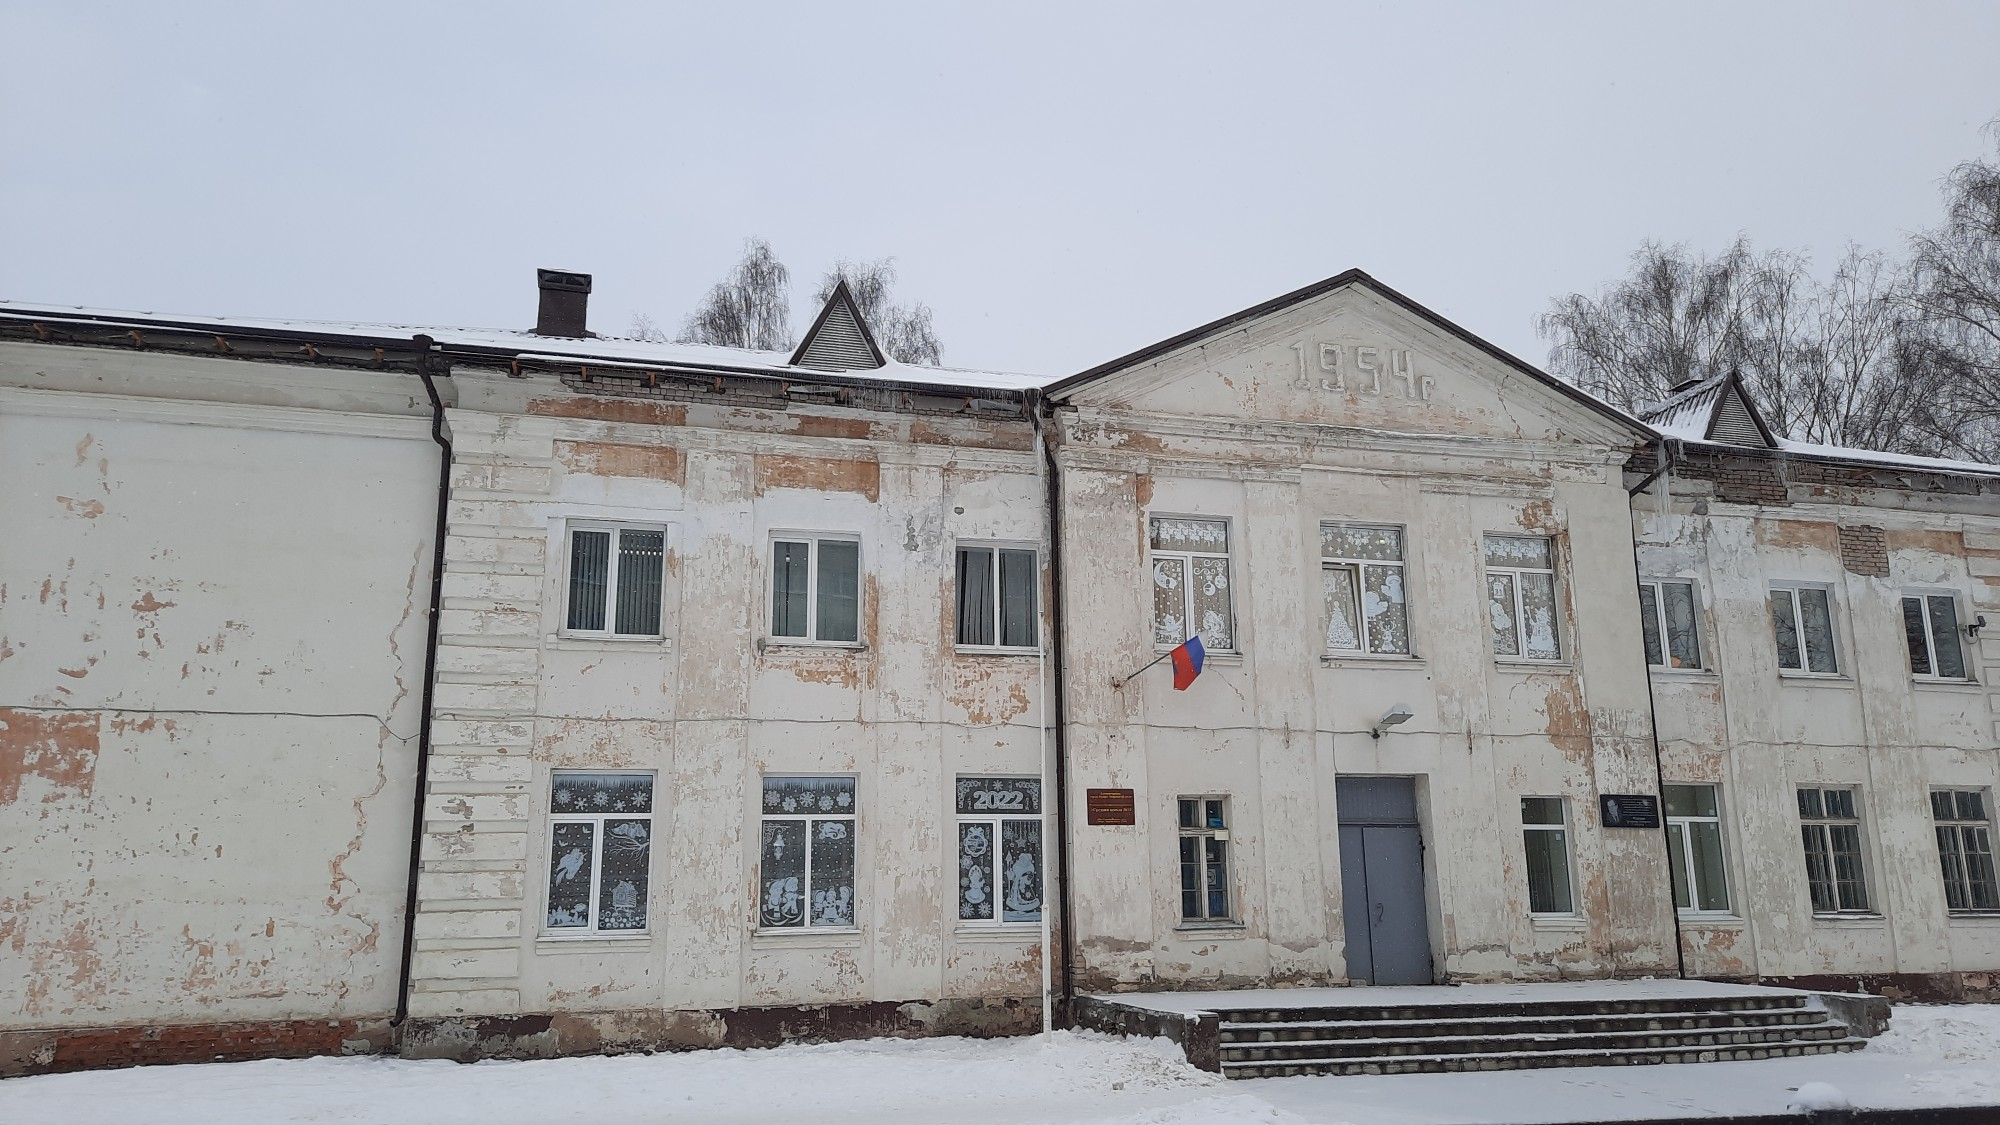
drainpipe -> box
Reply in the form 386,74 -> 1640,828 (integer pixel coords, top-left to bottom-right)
1627,440 -> 1688,980
1027,389 -> 1077,1023
395,334 -> 452,1029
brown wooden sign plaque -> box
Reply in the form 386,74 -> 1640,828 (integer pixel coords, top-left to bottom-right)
1086,788 -> 1136,826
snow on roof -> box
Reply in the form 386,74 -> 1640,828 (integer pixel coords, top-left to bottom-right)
1637,377 -> 1730,443
0,300 -> 1049,393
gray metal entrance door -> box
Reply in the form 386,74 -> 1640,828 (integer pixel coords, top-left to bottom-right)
1336,777 -> 1433,986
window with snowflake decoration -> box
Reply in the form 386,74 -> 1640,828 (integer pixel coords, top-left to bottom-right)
956,777 -> 1042,926
545,772 -> 654,934
760,776 -> 857,929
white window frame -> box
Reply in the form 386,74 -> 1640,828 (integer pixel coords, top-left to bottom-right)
1663,783 -> 1732,917
954,541 -> 1040,654
1932,788 -> 2000,914
1903,589 -> 1973,683
542,769 -> 656,938
559,519 -> 668,639
1150,516 -> 1236,654
1768,581 -> 1843,677
1798,786 -> 1872,915
1485,535 -> 1563,663
757,774 -> 859,931
1638,577 -> 1705,671
1520,796 -> 1579,917
1177,795 -> 1235,924
767,532 -> 863,647
954,776 -> 1043,929
1320,521 -> 1413,658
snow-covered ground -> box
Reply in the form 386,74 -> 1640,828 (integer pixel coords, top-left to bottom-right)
2,1004 -> 1997,1125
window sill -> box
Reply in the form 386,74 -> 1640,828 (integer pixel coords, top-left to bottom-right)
1496,660 -> 1571,673
752,927 -> 863,949
546,634 -> 674,652
1648,667 -> 1716,679
1530,914 -> 1588,931
1946,912 -> 2000,926
954,925 -> 1044,943
1913,678 -> 1984,693
535,934 -> 653,953
1777,672 -> 1851,685
953,647 -> 1042,660
1321,654 -> 1426,669
1677,914 -> 1745,927
1174,921 -> 1247,937
759,639 -> 868,654
1155,649 -> 1243,666
1811,913 -> 1885,928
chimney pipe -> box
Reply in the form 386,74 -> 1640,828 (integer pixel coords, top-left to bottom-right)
535,269 -> 593,337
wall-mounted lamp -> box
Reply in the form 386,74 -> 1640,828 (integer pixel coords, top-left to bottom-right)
1371,704 -> 1415,740
1966,615 -> 1986,640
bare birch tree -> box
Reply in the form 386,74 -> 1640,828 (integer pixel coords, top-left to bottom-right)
678,238 -> 794,351
1906,123 -> 2000,461
815,258 -> 944,365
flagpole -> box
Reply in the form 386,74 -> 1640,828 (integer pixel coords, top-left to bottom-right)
1111,648 -> 1174,688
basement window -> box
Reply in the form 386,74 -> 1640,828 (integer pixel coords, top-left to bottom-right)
564,523 -> 665,637
956,545 -> 1038,650
770,535 -> 861,644
1933,790 -> 1999,913
545,772 -> 654,934
759,776 -> 857,929
956,777 -> 1043,926
1903,593 -> 1970,681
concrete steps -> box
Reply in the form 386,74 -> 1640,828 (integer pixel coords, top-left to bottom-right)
1215,992 -> 1866,1079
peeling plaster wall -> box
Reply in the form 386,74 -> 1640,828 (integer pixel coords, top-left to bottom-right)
406,373 -> 1051,1024
0,343 -> 436,1030
1637,466 -> 2000,988
1053,286 -> 1677,992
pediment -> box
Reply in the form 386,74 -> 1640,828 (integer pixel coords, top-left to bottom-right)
1053,276 -> 1642,448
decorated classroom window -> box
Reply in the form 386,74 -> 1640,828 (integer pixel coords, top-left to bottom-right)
1321,522 -> 1410,656
1150,518 -> 1233,652
1485,535 -> 1561,661
956,777 -> 1043,925
545,772 -> 654,933
760,776 -> 857,928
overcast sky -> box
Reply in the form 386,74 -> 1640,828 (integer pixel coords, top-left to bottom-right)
5,2 -> 1999,378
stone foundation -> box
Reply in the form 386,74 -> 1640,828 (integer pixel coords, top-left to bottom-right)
0,1017 -> 392,1078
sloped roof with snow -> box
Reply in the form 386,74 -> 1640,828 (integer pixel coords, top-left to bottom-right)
0,300 -> 1046,395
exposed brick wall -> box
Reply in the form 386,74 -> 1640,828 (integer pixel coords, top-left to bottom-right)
1838,525 -> 1890,577
1628,445 -> 2000,507
0,1018 -> 391,1078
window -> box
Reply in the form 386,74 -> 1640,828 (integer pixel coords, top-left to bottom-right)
1798,787 -> 1869,913
1769,585 -> 1839,674
1178,797 -> 1232,921
1321,523 -> 1410,656
545,772 -> 654,933
956,546 -> 1038,650
1904,595 -> 1969,680
956,778 -> 1043,925
1639,579 -> 1703,670
1933,790 -> 1999,913
1664,784 -> 1730,914
771,536 -> 860,643
1520,797 -> 1576,914
759,776 -> 856,928
1151,518 -> 1233,652
565,523 -> 664,637
1486,536 -> 1561,661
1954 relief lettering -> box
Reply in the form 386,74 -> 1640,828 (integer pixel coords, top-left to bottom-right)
1290,341 -> 1435,400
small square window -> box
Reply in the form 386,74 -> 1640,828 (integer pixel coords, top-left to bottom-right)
564,523 -> 665,637
1770,585 -> 1839,674
1903,594 -> 1969,681
771,536 -> 861,644
956,546 -> 1038,650
1638,579 -> 1702,670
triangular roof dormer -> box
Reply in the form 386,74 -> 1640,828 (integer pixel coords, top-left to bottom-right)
790,280 -> 887,372
1639,371 -> 1777,448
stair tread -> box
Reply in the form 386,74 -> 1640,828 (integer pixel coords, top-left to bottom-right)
1220,1006 -> 1822,1032
1222,1023 -> 1849,1051
1222,1038 -> 1867,1072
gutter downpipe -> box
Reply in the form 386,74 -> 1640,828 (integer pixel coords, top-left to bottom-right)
1626,438 -> 1688,981
1027,389 -> 1077,1025
395,334 -> 452,1030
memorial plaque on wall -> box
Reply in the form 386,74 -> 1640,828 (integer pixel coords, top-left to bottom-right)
1086,788 -> 1136,826
1599,794 -> 1661,828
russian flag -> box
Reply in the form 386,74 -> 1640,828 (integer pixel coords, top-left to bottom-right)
1170,635 -> 1206,691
